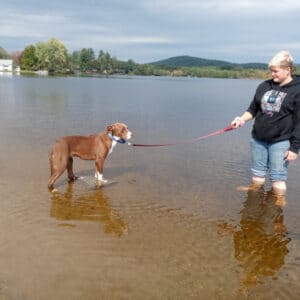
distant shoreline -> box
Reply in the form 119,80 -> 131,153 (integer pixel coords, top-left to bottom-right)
16,68 -> 271,80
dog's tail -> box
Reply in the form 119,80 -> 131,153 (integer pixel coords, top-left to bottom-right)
49,147 -> 55,175
48,147 -> 61,190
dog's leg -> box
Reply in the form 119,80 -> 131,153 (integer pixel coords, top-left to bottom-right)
95,158 -> 108,183
67,157 -> 78,181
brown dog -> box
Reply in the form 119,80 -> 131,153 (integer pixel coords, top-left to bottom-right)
48,123 -> 132,191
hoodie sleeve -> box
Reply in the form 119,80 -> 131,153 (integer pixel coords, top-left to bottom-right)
247,96 -> 259,117
246,85 -> 262,117
289,94 -> 300,154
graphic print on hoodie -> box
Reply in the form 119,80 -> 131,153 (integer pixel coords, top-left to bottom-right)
261,90 -> 287,116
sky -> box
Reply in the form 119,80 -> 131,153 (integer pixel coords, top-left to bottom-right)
1,0 -> 300,64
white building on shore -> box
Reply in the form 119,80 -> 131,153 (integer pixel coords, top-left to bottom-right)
0,59 -> 13,72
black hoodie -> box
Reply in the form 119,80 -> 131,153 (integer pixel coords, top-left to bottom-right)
247,75 -> 300,153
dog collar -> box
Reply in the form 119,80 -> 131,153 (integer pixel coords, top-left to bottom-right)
108,132 -> 126,144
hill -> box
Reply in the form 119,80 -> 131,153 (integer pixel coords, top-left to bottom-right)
149,55 -> 268,70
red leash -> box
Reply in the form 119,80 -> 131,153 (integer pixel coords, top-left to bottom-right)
129,124 -> 234,147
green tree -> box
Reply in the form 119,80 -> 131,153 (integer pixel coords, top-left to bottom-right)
70,50 -> 80,70
20,45 -> 38,70
79,48 -> 95,71
98,50 -> 118,74
35,38 -> 70,73
124,59 -> 136,74
0,46 -> 11,59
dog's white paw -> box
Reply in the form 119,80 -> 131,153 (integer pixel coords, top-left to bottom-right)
95,172 -> 105,181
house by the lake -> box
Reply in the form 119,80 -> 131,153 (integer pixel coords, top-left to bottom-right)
0,59 -> 13,72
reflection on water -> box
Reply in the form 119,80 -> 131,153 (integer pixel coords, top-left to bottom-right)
50,182 -> 128,236
220,189 -> 290,293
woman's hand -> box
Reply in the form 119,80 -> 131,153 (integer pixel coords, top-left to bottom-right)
231,112 -> 253,129
285,150 -> 298,161
231,117 -> 245,128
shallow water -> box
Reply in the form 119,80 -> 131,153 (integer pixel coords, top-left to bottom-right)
0,74 -> 300,299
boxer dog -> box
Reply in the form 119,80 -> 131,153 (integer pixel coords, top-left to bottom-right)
48,123 -> 132,191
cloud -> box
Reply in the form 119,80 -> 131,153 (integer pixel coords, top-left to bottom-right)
143,0 -> 300,15
65,35 -> 175,55
100,36 -> 173,45
1,0 -> 300,63
0,5 -> 173,47
0,10 -> 67,38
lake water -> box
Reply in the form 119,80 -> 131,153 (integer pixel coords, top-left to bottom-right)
0,74 -> 300,299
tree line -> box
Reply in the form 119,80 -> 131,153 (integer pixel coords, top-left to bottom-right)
1,38 -> 168,76
1,37 -> 291,79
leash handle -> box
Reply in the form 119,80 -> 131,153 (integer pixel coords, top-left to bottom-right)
129,124 -> 234,147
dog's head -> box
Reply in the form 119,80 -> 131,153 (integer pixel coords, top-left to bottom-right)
106,123 -> 132,140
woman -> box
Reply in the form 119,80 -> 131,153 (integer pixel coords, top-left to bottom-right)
232,50 -> 300,195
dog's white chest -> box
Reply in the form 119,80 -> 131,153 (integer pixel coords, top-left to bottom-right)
108,140 -> 117,155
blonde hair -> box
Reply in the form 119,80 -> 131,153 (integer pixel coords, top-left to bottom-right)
268,50 -> 293,69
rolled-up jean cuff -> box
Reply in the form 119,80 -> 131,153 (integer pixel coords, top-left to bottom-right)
251,168 -> 266,178
269,171 -> 288,182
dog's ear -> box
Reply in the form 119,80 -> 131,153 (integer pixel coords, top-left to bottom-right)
106,124 -> 114,132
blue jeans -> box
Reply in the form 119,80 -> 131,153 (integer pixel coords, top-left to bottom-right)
250,137 -> 290,181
